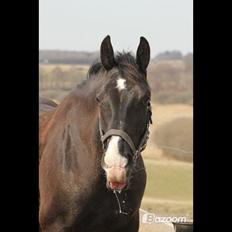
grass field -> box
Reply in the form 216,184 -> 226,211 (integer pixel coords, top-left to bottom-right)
142,159 -> 193,219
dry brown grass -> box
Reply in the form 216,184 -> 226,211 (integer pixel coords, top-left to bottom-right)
143,103 -> 193,161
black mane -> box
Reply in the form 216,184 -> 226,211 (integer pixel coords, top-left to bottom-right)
87,62 -> 103,79
115,52 -> 137,66
87,52 -> 145,82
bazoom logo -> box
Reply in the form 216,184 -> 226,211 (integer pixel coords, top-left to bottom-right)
142,213 -> 187,224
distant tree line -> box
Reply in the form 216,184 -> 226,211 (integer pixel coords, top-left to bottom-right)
39,50 -> 100,64
39,49 -> 192,65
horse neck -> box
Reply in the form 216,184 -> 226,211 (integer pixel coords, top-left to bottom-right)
53,83 -> 103,173
63,84 -> 102,179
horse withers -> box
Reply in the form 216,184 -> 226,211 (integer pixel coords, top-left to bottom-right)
39,35 -> 152,232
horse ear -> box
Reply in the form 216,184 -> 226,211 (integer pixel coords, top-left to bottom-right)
100,35 -> 115,71
136,37 -> 150,73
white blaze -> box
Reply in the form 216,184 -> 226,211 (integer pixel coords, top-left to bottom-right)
116,78 -> 126,91
104,136 -> 128,168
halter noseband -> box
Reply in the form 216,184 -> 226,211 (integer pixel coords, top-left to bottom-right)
99,112 -> 151,163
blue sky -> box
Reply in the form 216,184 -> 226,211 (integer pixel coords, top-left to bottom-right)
39,0 -> 193,57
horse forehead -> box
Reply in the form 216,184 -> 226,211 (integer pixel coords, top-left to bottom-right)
105,76 -> 145,101
116,78 -> 126,91
112,77 -> 135,93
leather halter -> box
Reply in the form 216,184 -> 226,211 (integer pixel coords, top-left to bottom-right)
98,108 -> 151,163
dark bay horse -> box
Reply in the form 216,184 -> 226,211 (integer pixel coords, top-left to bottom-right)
39,35 -> 152,232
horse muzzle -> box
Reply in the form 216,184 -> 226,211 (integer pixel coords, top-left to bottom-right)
104,167 -> 127,191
